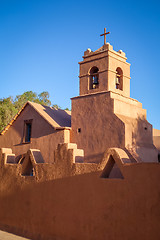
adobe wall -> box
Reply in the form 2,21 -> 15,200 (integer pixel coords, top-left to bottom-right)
71,92 -> 125,163
117,114 -> 158,162
0,105 -> 70,163
71,90 -> 158,163
0,160 -> 160,240
153,128 -> 160,152
111,91 -> 146,118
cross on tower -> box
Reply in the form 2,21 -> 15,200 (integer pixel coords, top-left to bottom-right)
100,28 -> 110,45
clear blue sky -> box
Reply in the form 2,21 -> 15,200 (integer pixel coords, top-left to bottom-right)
0,0 -> 160,129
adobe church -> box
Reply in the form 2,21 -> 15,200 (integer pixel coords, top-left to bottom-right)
0,28 -> 159,165
0,29 -> 160,240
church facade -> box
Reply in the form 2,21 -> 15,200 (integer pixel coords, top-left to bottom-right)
0,34 -> 159,165
0,31 -> 159,240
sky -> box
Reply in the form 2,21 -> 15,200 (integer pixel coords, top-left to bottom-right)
0,0 -> 160,129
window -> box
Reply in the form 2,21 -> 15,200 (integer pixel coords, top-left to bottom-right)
77,128 -> 81,133
23,120 -> 32,143
115,67 -> 123,90
89,66 -> 99,89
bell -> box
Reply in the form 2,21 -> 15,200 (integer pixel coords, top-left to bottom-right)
115,76 -> 120,85
93,75 -> 98,84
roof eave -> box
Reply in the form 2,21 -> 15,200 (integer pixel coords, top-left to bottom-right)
55,127 -> 71,130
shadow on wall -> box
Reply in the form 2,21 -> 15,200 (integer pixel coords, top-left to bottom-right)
0,145 -> 132,182
0,160 -> 160,240
132,116 -> 153,145
14,129 -> 58,146
1,104 -> 71,148
131,116 -> 158,162
100,155 -> 124,179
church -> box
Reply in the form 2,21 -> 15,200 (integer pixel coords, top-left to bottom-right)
0,28 -> 159,166
0,29 -> 159,240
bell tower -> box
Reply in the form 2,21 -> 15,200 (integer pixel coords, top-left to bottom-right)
72,28 -> 158,164
79,29 -> 131,97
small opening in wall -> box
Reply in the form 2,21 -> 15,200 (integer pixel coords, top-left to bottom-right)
77,128 -> 81,133
144,127 -> 147,130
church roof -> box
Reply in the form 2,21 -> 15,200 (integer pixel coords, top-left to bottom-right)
0,101 -> 71,135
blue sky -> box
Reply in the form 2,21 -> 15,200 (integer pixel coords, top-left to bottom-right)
0,0 -> 160,129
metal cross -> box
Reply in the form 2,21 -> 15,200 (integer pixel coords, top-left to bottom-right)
100,28 -> 110,45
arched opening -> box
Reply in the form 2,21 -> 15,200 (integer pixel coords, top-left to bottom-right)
100,155 -> 124,179
115,67 -> 123,90
21,157 -> 35,176
89,66 -> 99,89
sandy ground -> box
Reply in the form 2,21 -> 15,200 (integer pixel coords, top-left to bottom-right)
0,230 -> 30,240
